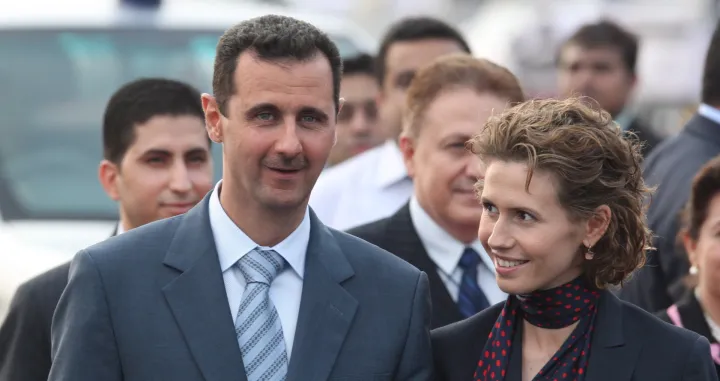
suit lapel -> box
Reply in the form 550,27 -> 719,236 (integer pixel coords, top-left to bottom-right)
585,291 -> 640,381
161,194 -> 247,381
385,205 -> 462,328
287,211 -> 358,381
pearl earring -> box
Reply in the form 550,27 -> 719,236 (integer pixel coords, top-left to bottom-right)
585,245 -> 594,260
690,265 -> 699,275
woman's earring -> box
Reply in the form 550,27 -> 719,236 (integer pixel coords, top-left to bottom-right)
585,246 -> 594,260
690,265 -> 699,275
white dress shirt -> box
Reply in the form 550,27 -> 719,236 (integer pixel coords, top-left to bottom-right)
699,103 -> 720,125
208,181 -> 310,359
310,140 -> 414,230
408,196 -> 506,305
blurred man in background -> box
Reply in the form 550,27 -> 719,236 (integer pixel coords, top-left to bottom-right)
326,53 -> 383,167
349,55 -> 523,328
0,78 -> 214,381
311,16 -> 472,230
619,22 -> 720,313
556,19 -> 662,157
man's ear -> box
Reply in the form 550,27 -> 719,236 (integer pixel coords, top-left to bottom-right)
399,133 -> 416,179
98,159 -> 121,201
337,97 -> 345,117
202,93 -> 224,143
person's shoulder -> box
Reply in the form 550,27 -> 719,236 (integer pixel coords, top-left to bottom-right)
645,115 -> 719,166
432,302 -> 503,345
653,309 -> 672,325
18,262 -> 71,294
620,298 -> 704,346
345,215 -> 393,244
8,262 -> 70,315
330,228 -> 420,280
82,215 -> 184,266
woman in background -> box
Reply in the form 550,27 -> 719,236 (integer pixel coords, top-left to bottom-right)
431,97 -> 718,381
657,155 -> 720,377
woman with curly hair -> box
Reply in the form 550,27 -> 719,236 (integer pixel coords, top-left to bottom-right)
431,97 -> 718,381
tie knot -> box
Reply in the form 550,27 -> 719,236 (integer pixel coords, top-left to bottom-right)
237,248 -> 285,285
458,248 -> 481,270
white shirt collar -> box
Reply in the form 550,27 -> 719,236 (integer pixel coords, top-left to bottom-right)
209,180 -> 309,278
699,103 -> 720,126
116,222 -> 125,235
374,140 -> 409,189
408,195 -> 495,276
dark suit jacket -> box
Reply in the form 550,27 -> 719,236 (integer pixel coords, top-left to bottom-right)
656,290 -> 720,377
347,204 -> 464,329
432,290 -> 718,381
619,113 -> 720,313
627,117 -> 662,158
0,225 -> 117,381
48,194 -> 433,381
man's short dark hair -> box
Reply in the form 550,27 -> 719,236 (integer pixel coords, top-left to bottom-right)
342,53 -> 374,77
376,17 -> 471,86
559,19 -> 638,75
103,78 -> 206,164
702,22 -> 720,105
212,14 -> 342,115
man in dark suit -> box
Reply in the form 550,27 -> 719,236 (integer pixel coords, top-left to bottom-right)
48,15 -> 432,381
0,78 -> 215,381
348,55 -> 525,329
556,20 -> 662,157
618,22 -> 720,313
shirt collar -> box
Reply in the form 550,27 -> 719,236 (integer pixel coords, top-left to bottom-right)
374,140 -> 409,189
209,180 -> 309,278
116,222 -> 125,235
408,195 -> 495,276
698,103 -> 720,126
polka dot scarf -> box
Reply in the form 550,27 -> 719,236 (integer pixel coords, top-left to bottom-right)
473,276 -> 601,381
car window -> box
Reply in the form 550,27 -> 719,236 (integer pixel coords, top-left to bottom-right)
0,28 -> 360,220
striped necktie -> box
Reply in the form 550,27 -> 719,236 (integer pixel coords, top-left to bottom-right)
235,248 -> 288,381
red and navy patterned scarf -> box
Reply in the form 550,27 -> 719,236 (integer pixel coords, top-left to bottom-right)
474,276 -> 601,381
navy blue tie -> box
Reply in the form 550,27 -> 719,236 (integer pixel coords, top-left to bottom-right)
457,247 -> 490,318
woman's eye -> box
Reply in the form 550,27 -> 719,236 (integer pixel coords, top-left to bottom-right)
483,203 -> 498,214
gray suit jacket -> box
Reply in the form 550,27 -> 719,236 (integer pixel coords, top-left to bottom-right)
48,194 -> 433,381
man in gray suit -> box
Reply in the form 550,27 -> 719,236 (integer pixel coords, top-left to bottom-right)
48,15 -> 432,381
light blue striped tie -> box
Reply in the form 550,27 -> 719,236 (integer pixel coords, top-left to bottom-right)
235,248 -> 288,381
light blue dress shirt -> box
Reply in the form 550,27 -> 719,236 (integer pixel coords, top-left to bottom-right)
208,180 -> 310,360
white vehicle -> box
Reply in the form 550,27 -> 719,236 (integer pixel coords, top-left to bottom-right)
0,0 -> 376,321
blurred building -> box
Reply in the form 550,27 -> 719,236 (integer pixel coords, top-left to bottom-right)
462,0 -> 717,136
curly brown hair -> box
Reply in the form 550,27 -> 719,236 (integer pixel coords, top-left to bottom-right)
469,97 -> 653,288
